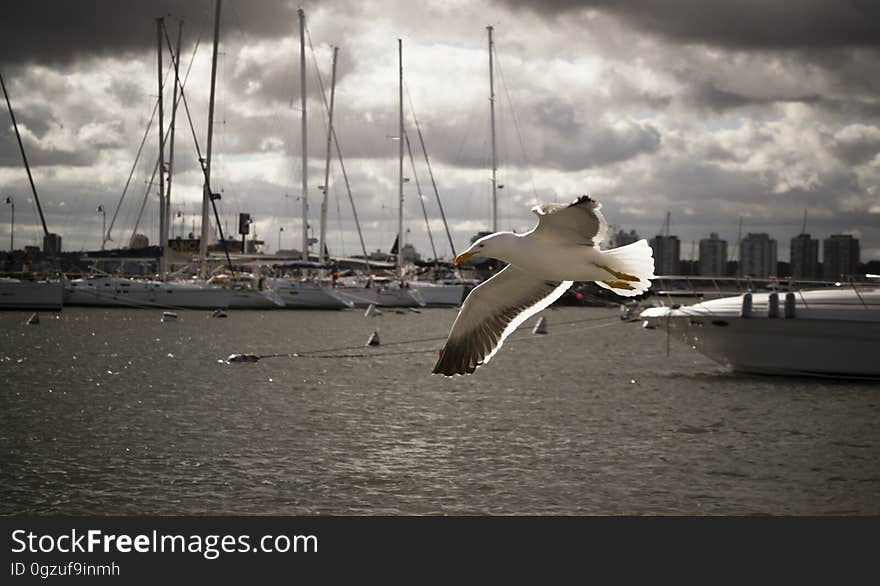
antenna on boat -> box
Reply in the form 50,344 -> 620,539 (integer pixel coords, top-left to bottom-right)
487,25 -> 498,233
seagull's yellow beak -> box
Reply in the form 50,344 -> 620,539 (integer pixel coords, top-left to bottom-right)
454,251 -> 476,266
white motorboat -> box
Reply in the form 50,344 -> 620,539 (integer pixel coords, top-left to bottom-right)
266,278 -> 353,309
64,276 -> 231,309
640,286 -> 880,379
0,277 -> 64,310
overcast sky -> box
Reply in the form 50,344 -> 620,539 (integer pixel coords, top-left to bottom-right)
1,0 -> 879,262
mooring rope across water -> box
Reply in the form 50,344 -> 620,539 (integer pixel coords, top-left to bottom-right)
224,314 -> 625,364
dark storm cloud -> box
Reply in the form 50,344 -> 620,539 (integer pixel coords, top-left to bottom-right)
830,125 -> 880,165
535,99 -> 662,169
499,0 -> 880,49
682,80 -> 821,112
0,126 -> 98,167
0,0 -> 301,68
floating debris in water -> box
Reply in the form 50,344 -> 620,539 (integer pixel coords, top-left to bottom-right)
161,311 -> 178,322
26,313 -> 39,325
409,307 -> 421,313
533,316 -> 548,335
211,309 -> 227,318
227,353 -> 261,363
364,304 -> 381,318
366,331 -> 381,346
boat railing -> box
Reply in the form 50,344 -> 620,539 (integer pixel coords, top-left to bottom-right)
649,274 -> 878,313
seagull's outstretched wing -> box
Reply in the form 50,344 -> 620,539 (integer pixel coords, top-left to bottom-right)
530,195 -> 607,247
432,266 -> 573,376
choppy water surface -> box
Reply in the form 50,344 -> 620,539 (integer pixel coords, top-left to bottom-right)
1,306 -> 878,515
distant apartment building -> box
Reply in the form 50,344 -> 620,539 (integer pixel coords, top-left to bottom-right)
790,233 -> 819,279
649,234 -> 680,275
698,233 -> 727,276
608,228 -> 640,248
822,234 -> 860,280
739,233 -> 777,277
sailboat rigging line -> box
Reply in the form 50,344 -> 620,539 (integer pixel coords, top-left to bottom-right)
107,82 -> 160,248
405,84 -> 456,258
404,132 -> 438,264
163,25 -> 235,277
492,47 -> 538,201
0,69 -> 50,238
305,26 -> 370,272
129,32 -> 202,247
130,150 -> 161,246
246,315 -> 621,361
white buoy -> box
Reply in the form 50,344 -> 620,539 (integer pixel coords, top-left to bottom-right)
364,304 -> 381,317
26,312 -> 39,325
533,316 -> 548,335
366,330 -> 381,346
161,311 -> 178,322
211,309 -> 228,318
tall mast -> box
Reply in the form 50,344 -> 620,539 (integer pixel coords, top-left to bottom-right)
200,0 -> 221,276
164,20 -> 183,264
397,38 -> 404,271
487,25 -> 497,233
156,17 -> 167,278
299,8 -> 309,261
0,70 -> 49,239
319,46 -> 338,264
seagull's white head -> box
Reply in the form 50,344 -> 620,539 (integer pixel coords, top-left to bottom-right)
454,232 -> 518,266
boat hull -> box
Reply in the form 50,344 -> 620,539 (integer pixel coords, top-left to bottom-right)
268,280 -> 354,309
658,315 -> 880,378
641,287 -> 880,379
336,286 -> 425,308
227,289 -> 285,309
64,277 -> 231,309
0,280 -> 64,310
407,283 -> 464,307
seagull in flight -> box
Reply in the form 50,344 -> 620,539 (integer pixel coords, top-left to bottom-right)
433,195 -> 654,376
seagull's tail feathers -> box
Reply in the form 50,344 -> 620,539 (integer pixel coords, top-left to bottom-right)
595,239 -> 655,298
